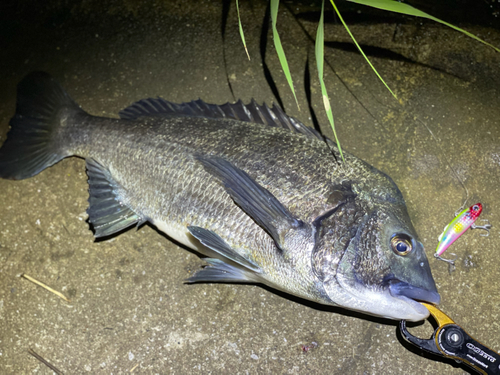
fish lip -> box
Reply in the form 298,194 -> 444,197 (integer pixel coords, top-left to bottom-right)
387,279 -> 441,305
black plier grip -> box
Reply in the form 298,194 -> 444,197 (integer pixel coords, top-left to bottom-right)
400,303 -> 500,375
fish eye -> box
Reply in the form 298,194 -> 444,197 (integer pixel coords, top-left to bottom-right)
391,234 -> 413,256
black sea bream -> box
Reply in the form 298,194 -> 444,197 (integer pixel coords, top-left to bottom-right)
0,72 -> 440,321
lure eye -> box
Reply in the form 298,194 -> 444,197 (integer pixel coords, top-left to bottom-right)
391,234 -> 413,256
473,204 -> 480,211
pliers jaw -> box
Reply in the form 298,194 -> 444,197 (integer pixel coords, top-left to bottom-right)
399,319 -> 441,355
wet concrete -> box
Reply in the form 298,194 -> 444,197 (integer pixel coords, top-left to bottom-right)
0,1 -> 499,373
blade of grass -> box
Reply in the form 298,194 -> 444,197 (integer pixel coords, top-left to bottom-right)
349,0 -> 500,53
236,0 -> 250,60
270,0 -> 300,110
316,0 -> 345,163
28,349 -> 64,375
21,273 -> 71,302
330,0 -> 397,99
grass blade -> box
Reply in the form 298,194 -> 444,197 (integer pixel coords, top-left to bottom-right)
21,273 -> 71,302
349,0 -> 500,53
270,0 -> 300,110
235,0 -> 250,60
330,0 -> 397,99
316,1 -> 345,163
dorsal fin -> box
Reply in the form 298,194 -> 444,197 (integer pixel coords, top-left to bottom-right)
119,98 -> 324,140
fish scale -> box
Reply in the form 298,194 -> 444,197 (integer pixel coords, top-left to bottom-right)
77,116 -> 323,299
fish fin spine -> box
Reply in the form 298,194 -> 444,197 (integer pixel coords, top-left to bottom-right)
119,98 -> 323,140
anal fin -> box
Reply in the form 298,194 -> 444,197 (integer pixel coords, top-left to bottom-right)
86,158 -> 143,237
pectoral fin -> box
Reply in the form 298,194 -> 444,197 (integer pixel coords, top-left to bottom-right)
196,155 -> 304,248
86,159 -> 144,237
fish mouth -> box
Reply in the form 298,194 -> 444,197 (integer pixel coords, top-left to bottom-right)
388,279 -> 441,306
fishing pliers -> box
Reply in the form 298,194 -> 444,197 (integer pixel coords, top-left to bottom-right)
400,302 -> 500,375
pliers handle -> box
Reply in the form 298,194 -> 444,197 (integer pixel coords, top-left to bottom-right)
400,303 -> 500,375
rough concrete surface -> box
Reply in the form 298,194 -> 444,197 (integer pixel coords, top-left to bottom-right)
0,1 -> 499,373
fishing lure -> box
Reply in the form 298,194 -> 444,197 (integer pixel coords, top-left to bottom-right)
435,203 -> 490,264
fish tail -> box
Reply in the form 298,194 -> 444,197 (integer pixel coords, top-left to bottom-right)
0,72 -> 85,180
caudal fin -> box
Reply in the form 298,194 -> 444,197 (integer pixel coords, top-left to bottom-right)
0,72 -> 83,180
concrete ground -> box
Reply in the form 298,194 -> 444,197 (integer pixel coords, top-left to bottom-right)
0,0 -> 499,373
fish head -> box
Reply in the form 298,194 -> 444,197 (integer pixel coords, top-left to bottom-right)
313,203 -> 440,322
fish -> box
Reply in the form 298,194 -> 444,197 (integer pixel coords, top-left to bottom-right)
0,72 -> 440,321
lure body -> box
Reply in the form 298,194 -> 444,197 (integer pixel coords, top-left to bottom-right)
435,203 -> 483,256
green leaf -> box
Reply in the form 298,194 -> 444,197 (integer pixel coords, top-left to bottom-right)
235,0 -> 250,60
270,0 -> 300,110
349,0 -> 500,53
330,0 -> 397,99
316,0 -> 345,163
